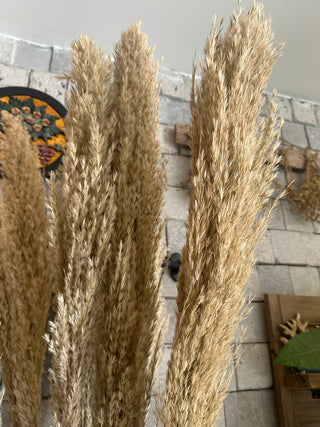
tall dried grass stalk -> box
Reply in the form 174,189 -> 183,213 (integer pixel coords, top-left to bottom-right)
47,23 -> 166,426
92,22 -> 167,425
46,36 -> 117,426
159,4 -> 282,425
0,112 -> 51,427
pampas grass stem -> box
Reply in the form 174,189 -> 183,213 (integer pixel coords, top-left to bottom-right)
158,3 -> 282,425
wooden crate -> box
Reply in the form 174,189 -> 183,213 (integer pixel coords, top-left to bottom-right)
265,294 -> 320,427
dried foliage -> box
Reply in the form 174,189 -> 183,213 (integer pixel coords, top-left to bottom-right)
158,4 -> 282,426
46,36 -> 117,426
281,147 -> 320,223
47,23 -> 166,426
0,112 -> 51,427
93,22 -> 167,426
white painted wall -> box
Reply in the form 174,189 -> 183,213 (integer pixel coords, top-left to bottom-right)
0,0 -> 319,101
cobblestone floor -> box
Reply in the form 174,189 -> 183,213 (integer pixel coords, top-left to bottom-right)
0,34 -> 320,426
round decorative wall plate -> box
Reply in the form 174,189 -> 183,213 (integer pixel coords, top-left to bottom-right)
0,87 -> 67,177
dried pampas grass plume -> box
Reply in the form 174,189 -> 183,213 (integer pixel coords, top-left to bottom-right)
47,22 -> 167,426
92,22 -> 167,425
46,36 -> 117,426
159,3 -> 282,426
0,112 -> 51,427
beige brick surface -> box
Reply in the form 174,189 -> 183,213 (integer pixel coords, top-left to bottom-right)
235,343 -> 273,390
224,390 -> 278,427
29,70 -> 68,105
162,187 -> 189,221
0,63 -> 30,87
255,230 -> 275,264
236,303 -> 268,343
290,266 -> 320,296
158,124 -> 179,155
165,154 -> 191,187
292,98 -> 317,125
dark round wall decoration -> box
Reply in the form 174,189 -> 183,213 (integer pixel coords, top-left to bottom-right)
0,87 -> 67,177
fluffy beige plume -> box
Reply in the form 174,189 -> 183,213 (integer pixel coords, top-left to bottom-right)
0,112 -> 51,426
92,22 -> 167,425
48,25 -> 166,425
46,36 -> 117,426
159,4 -> 282,425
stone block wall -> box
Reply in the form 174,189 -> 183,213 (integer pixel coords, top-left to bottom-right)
0,33 -> 319,426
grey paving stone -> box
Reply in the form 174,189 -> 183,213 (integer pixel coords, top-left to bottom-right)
29,70 -> 68,105
158,124 -> 179,155
292,98 -> 317,125
290,266 -> 320,296
160,96 -> 190,126
271,229 -> 306,265
50,47 -> 72,74
0,35 -> 16,65
0,401 -> 9,426
41,400 -> 53,427
315,105 -> 320,126
164,298 -> 177,344
13,41 -> 52,72
301,233 -> 320,267
271,168 -> 286,198
305,125 -> 320,151
0,63 -> 30,87
161,269 -> 178,298
267,94 -> 292,121
260,94 -> 269,116
237,302 -> 268,343
281,199 -> 313,232
281,121 -> 308,148
165,154 -> 191,187
167,219 -> 187,253
158,68 -> 192,102
146,396 -> 157,427
153,345 -> 171,395
160,225 -> 167,258
225,358 -> 238,392
41,350 -> 51,398
224,390 -> 278,427
245,266 -> 264,301
313,221 -> 320,233
179,144 -> 191,157
235,343 -> 273,390
162,187 -> 189,221
216,407 -> 226,427
268,201 -> 285,230
255,230 -> 275,264
257,265 -> 293,295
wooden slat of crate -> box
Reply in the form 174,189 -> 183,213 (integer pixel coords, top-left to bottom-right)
265,294 -> 320,427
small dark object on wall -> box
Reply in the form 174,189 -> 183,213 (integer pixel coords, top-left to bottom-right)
168,252 -> 181,282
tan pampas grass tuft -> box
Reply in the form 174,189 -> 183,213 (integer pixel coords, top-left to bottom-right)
46,36 -> 117,426
47,24 -> 166,426
159,3 -> 282,426
92,22 -> 167,425
0,112 -> 51,427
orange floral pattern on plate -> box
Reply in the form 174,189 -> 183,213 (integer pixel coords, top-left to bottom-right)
0,95 -> 66,169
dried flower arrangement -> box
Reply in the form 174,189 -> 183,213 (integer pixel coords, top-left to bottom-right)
0,2 -> 281,426
158,3 -> 282,425
279,143 -> 320,223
